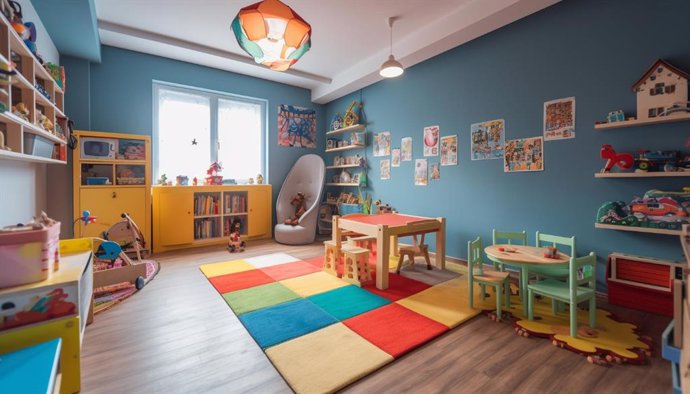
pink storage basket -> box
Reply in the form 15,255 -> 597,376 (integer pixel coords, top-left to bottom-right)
0,221 -> 60,288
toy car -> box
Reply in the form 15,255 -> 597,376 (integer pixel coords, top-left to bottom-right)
634,150 -> 681,172
629,197 -> 687,217
660,101 -> 690,117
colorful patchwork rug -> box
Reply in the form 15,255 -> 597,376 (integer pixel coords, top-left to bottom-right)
200,253 -> 479,394
471,285 -> 652,365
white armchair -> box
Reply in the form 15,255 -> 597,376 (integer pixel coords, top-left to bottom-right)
274,154 -> 325,245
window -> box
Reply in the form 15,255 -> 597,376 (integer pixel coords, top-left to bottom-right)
665,84 -> 676,94
153,82 -> 266,182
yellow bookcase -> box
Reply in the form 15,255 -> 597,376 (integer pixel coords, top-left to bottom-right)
72,131 -> 151,246
152,185 -> 272,253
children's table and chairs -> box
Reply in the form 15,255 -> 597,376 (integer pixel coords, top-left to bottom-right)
331,213 -> 446,290
484,243 -> 570,315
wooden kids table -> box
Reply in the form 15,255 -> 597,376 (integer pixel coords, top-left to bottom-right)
484,244 -> 569,315
333,213 -> 446,290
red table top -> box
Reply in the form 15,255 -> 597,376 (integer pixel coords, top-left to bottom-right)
340,213 -> 432,227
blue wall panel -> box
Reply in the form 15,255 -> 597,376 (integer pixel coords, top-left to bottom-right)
324,0 -> 690,290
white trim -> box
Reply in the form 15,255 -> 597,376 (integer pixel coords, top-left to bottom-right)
151,80 -> 268,182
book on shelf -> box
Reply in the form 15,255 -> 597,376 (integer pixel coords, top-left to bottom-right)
194,194 -> 219,216
225,194 -> 247,214
194,218 -> 218,239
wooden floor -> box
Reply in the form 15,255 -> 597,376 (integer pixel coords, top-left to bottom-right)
81,239 -> 673,393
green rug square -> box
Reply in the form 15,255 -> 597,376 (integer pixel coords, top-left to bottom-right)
308,285 -> 391,321
223,282 -> 301,315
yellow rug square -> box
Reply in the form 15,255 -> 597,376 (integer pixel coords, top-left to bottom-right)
266,323 -> 393,394
396,277 -> 481,328
199,260 -> 254,278
280,272 -> 348,297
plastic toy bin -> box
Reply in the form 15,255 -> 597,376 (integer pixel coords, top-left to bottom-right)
0,222 -> 61,288
23,133 -> 54,159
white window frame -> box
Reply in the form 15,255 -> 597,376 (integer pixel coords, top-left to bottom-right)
152,81 -> 268,182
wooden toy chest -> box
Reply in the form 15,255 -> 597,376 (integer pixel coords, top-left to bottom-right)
606,253 -> 684,316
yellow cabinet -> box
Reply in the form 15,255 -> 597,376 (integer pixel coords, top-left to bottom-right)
78,188 -> 146,238
152,185 -> 272,253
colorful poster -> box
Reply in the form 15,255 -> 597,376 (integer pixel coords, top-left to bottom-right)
380,159 -> 391,180
429,162 -> 440,180
415,159 -> 428,186
440,135 -> 458,166
373,131 -> 391,157
391,148 -> 401,167
543,97 -> 576,140
470,119 -> 505,160
423,125 -> 440,156
277,105 -> 316,148
504,136 -> 544,172
401,137 -> 412,161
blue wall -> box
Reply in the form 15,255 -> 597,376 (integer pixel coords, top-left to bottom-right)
324,0 -> 690,290
61,46 -> 325,232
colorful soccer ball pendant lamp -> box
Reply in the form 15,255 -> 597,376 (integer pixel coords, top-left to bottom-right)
231,0 -> 311,72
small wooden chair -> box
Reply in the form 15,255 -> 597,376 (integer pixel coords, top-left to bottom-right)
342,246 -> 371,286
468,237 -> 511,321
323,240 -> 340,277
396,233 -> 431,273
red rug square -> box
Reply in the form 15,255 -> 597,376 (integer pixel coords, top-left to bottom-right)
262,261 -> 322,281
302,256 -> 325,268
363,273 -> 430,301
208,269 -> 274,293
344,303 -> 448,358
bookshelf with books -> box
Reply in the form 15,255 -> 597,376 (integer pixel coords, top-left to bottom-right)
152,185 -> 272,253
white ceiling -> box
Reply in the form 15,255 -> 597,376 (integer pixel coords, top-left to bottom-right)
96,0 -> 560,104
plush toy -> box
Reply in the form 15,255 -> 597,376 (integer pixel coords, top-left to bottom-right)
284,192 -> 307,226
38,114 -> 53,132
227,219 -> 245,252
12,102 -> 30,121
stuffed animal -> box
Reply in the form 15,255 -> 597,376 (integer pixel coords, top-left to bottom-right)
12,102 -> 30,121
284,192 -> 307,226
38,114 -> 53,132
227,219 -> 246,252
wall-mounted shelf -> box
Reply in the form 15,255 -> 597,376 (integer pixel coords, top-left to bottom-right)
595,172 -> 690,178
325,144 -> 365,153
594,113 -> 690,130
595,223 -> 682,236
325,124 -> 366,136
0,148 -> 64,164
326,182 -> 362,187
326,163 -> 361,170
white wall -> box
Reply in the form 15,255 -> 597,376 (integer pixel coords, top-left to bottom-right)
14,0 -> 58,64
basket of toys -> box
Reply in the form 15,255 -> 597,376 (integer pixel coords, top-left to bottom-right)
0,212 -> 60,288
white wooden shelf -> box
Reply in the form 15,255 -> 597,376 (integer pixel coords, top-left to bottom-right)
325,124 -> 366,136
0,112 -> 66,144
0,148 -> 65,164
594,223 -> 682,236
325,144 -> 365,153
326,182 -> 362,187
326,164 -> 361,170
594,113 -> 690,130
595,171 -> 690,178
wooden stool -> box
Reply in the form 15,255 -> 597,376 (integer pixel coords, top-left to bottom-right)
342,246 -> 371,287
347,235 -> 375,252
396,235 -> 432,273
323,240 -> 340,277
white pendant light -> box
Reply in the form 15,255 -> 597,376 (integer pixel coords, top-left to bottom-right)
380,17 -> 403,78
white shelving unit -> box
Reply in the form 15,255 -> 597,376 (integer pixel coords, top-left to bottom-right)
0,14 -> 67,165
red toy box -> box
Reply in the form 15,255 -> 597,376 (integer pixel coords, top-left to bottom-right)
0,220 -> 61,289
606,253 -> 685,317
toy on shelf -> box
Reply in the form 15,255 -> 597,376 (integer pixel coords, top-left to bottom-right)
600,144 -> 634,173
0,131 -> 10,151
44,63 -> 64,89
37,114 -> 53,133
11,102 -> 30,122
373,199 -> 395,214
192,177 -> 198,186
205,162 -> 223,185
606,110 -> 626,123
596,188 -> 690,231
121,143 -> 145,160
227,219 -> 246,253
157,174 -> 171,186
343,101 -> 362,128
284,192 -> 307,226
256,174 -> 264,184
633,59 -> 689,121
248,177 -> 254,184
330,113 -> 343,131
175,175 -> 189,186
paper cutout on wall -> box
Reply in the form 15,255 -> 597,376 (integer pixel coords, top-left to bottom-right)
429,162 -> 440,180
374,131 -> 391,157
504,136 -> 544,172
277,105 -> 316,148
470,119 -> 504,160
391,148 -> 401,167
423,126 -> 439,156
380,159 -> 391,180
543,97 -> 575,140
440,135 -> 457,166
415,159 -> 428,186
401,137 -> 412,161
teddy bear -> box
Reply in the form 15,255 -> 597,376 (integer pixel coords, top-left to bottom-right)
284,192 -> 307,226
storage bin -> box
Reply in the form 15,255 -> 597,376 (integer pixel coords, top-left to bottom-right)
86,177 -> 109,185
23,133 -> 54,159
0,221 -> 61,288
339,203 -> 362,216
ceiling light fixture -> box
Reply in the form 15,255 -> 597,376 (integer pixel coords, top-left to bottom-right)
379,17 -> 403,78
231,0 -> 311,72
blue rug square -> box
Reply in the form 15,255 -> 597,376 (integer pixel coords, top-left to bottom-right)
239,299 -> 338,349
308,285 -> 391,321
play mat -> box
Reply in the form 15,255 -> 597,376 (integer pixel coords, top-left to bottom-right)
94,260 -> 159,314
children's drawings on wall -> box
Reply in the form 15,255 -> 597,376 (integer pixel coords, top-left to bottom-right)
440,135 -> 458,166
504,136 -> 544,172
391,148 -> 401,167
543,97 -> 575,140
380,159 -> 391,180
401,137 -> 412,161
415,159 -> 428,186
430,162 -> 440,180
374,131 -> 391,157
277,105 -> 316,148
470,119 -> 504,160
423,125 -> 440,156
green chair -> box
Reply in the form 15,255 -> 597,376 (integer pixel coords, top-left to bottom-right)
489,229 -> 527,271
530,231 -> 574,280
527,252 -> 597,337
468,237 -> 511,321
